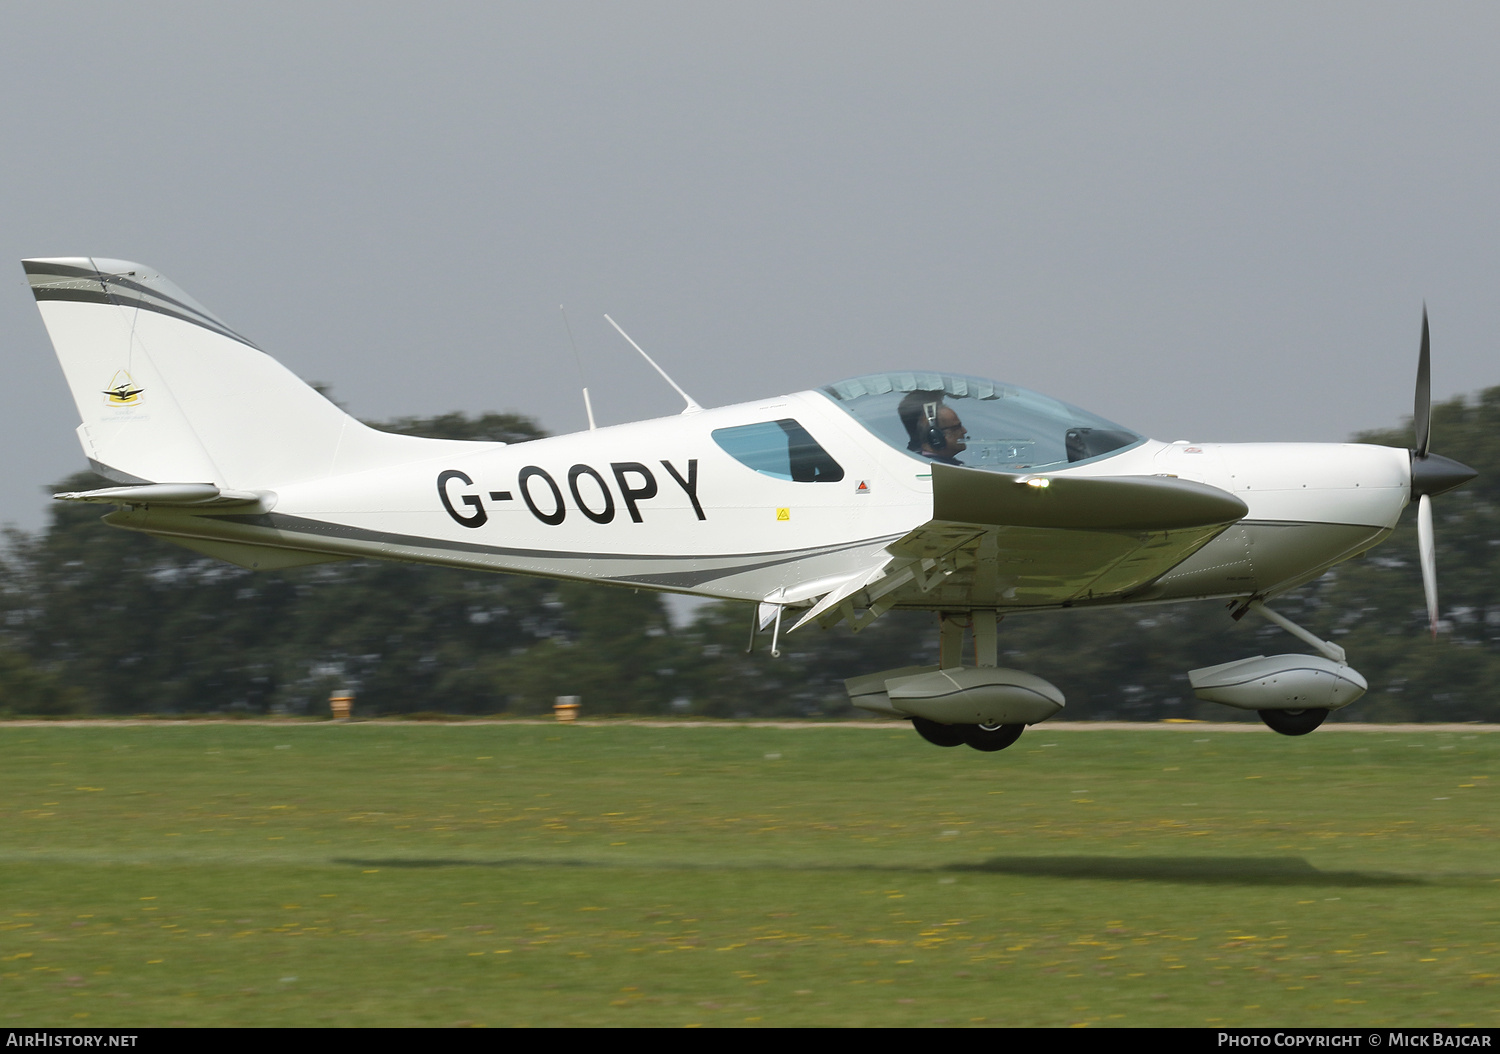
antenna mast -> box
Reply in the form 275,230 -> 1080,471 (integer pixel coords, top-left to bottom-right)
604,314 -> 702,414
559,305 -> 596,430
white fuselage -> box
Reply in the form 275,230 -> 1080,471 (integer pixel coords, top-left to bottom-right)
112,388 -> 1412,609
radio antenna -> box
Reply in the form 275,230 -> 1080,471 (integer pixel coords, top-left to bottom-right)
604,314 -> 702,414
559,305 -> 596,430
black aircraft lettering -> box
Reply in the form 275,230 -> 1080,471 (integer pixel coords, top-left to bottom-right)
441,461 -> 702,530
660,458 -> 706,520
568,464 -> 616,524
518,466 -> 566,526
437,469 -> 488,529
610,462 -> 658,523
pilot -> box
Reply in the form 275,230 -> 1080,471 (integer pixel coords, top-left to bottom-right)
898,391 -> 968,465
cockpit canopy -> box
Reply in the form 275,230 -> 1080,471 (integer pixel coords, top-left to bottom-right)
820,372 -> 1144,472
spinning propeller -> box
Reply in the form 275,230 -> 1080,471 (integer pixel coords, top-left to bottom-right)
1408,308 -> 1478,636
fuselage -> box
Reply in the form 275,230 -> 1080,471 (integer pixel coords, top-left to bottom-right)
107,379 -> 1412,610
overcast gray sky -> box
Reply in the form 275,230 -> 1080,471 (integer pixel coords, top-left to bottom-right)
2,3 -> 1496,531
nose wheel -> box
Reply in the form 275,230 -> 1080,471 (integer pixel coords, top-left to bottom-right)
910,718 -> 1025,752
1258,708 -> 1329,736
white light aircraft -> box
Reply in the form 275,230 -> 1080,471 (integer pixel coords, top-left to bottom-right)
23,258 -> 1477,750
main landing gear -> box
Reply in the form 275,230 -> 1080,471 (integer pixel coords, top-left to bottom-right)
846,612 -> 1063,756
911,717 -> 1026,752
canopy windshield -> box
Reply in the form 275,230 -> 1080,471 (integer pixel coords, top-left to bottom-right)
821,372 -> 1144,472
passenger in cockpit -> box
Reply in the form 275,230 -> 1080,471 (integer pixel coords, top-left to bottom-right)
897,390 -> 968,466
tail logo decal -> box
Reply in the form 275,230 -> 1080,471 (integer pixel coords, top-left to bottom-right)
101,370 -> 145,407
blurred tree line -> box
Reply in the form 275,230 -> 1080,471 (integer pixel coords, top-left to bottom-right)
0,390 -> 1496,721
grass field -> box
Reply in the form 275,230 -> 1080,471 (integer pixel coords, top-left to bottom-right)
0,720 -> 1496,1027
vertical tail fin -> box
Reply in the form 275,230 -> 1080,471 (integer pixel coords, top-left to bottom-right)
25,258 -> 475,488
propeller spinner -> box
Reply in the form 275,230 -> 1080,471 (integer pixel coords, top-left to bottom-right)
1408,308 -> 1478,636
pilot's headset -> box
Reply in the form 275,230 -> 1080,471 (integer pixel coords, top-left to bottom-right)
923,401 -> 947,452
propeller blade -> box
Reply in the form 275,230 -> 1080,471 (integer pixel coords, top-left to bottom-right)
1414,307 -> 1431,458
1417,493 -> 1438,638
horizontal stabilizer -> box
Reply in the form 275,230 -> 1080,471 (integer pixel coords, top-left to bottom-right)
54,483 -> 267,508
931,462 -> 1247,530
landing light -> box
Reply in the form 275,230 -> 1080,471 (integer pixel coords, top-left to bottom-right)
1016,476 -> 1051,489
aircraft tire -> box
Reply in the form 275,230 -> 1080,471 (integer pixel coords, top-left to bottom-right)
964,722 -> 1025,752
911,717 -> 968,747
1258,708 -> 1329,736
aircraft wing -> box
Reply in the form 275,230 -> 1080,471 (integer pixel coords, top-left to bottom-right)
889,463 -> 1248,607
799,464 -> 1248,629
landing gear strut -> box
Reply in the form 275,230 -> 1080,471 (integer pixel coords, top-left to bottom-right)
1258,708 -> 1329,736
892,612 -> 1052,754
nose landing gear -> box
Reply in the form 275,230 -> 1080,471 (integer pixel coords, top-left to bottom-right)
1190,602 -> 1365,736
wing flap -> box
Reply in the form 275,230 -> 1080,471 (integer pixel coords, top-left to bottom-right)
877,466 -> 1246,608
885,518 -> 1235,607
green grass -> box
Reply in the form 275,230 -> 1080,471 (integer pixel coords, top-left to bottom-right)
1,722 -> 1496,1026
